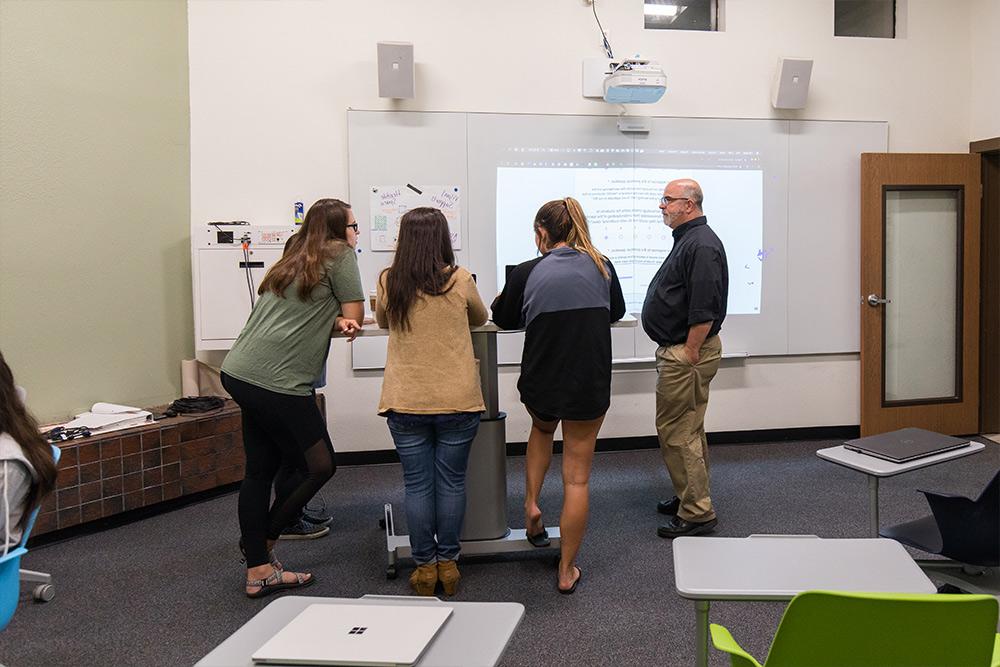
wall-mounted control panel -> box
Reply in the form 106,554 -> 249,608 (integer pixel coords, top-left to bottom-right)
193,224 -> 300,350
195,224 -> 299,249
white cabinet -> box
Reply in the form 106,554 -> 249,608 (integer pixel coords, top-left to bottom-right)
192,225 -> 298,350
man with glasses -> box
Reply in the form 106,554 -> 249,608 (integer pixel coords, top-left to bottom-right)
641,179 -> 728,538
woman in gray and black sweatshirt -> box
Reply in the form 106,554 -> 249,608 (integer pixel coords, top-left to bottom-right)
492,197 -> 625,594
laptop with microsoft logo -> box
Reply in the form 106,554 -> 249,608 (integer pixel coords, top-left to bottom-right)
843,427 -> 970,464
252,603 -> 452,666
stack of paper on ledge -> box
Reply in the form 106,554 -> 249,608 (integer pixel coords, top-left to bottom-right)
62,402 -> 154,434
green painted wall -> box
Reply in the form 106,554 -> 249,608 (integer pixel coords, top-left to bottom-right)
0,0 -> 192,422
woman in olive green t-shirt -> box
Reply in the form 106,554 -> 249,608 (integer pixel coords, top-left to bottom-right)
220,198 -> 365,598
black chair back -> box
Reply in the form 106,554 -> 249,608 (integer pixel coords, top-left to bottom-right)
924,470 -> 1000,567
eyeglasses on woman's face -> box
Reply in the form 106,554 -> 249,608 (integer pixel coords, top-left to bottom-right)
346,223 -> 359,232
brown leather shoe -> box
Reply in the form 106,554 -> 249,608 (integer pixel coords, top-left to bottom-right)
437,560 -> 461,596
409,563 -> 438,596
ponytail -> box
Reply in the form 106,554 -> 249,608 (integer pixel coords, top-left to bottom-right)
561,197 -> 610,279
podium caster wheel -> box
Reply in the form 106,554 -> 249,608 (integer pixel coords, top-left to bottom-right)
33,584 -> 55,602
386,565 -> 398,580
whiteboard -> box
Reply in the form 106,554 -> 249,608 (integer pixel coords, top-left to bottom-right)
347,111 -> 468,314
786,120 -> 888,353
347,111 -> 887,365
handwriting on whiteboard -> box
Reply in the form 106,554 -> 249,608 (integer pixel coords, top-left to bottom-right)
369,185 -> 462,252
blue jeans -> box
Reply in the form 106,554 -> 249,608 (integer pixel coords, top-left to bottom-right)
387,412 -> 481,564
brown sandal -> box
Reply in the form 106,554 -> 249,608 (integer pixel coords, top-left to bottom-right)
245,567 -> 314,599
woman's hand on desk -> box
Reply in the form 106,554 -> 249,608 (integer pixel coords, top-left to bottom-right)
334,317 -> 362,341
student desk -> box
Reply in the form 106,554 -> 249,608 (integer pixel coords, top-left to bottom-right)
348,317 -> 637,578
673,535 -> 936,667
195,594 -> 525,667
815,442 -> 984,536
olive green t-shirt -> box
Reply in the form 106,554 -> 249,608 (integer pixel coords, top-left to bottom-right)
221,248 -> 364,395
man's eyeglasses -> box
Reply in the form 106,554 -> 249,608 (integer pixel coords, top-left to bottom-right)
660,196 -> 691,205
346,223 -> 360,232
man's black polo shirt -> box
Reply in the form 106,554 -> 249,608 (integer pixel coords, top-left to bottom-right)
641,216 -> 729,346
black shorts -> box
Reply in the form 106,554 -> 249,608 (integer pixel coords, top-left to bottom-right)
524,405 -> 559,424
525,404 -> 609,423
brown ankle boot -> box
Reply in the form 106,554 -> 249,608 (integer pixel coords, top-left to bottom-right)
409,563 -> 438,596
437,560 -> 461,596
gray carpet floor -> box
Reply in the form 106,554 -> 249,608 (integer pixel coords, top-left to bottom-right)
1,437 -> 997,667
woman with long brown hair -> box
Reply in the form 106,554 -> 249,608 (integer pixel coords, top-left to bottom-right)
492,197 -> 625,594
221,198 -> 365,598
1,351 -> 57,554
376,207 -> 487,596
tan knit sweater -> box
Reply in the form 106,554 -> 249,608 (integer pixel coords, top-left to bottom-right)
376,267 -> 488,415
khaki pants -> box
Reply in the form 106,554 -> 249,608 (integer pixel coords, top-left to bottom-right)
654,335 -> 722,522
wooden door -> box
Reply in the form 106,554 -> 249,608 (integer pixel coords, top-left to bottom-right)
860,153 -> 981,436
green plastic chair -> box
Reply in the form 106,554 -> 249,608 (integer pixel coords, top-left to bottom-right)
710,591 -> 1000,667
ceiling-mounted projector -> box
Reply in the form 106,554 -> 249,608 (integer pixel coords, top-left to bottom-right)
603,59 -> 666,104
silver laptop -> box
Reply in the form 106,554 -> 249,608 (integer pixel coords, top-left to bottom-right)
843,427 -> 970,464
252,603 -> 453,666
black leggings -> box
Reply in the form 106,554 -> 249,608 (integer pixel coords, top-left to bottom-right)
221,373 -> 336,568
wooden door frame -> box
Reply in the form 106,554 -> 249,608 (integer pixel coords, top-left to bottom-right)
860,153 -> 982,436
972,137 -> 1000,433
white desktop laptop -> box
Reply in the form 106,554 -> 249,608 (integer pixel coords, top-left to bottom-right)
251,603 -> 453,666
843,427 -> 970,464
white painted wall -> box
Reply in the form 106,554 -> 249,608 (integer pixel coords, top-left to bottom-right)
970,0 -> 1000,141
320,345 -> 861,453
189,0 -> 986,452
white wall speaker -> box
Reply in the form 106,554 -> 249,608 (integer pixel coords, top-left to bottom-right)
771,57 -> 813,109
377,42 -> 414,99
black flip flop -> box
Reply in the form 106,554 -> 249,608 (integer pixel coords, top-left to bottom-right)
558,566 -> 582,595
526,527 -> 551,548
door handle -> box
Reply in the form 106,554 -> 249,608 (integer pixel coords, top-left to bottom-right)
866,294 -> 891,307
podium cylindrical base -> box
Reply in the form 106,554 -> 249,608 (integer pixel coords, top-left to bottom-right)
460,413 -> 509,541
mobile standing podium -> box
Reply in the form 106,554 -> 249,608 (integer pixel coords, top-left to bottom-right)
353,318 -> 636,579
380,323 -> 548,578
